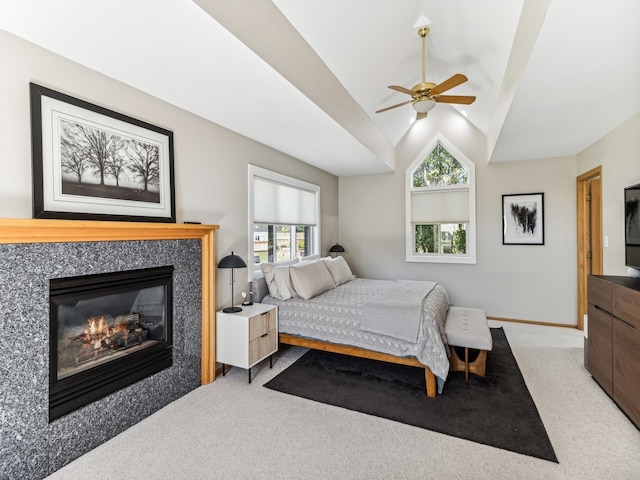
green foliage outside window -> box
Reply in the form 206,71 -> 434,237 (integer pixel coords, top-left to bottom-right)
415,225 -> 436,253
415,224 -> 466,254
412,143 -> 468,187
452,224 -> 466,253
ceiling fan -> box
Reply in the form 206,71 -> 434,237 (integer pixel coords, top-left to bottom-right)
376,26 -> 476,120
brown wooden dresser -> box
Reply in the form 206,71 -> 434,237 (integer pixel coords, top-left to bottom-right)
587,275 -> 640,429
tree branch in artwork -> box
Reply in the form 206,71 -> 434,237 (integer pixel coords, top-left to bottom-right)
60,120 -> 127,186
60,122 -> 90,183
127,141 -> 160,192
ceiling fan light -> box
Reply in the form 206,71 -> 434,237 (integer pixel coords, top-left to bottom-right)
412,99 -> 436,113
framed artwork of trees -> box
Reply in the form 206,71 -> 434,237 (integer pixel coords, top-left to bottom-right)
30,83 -> 175,222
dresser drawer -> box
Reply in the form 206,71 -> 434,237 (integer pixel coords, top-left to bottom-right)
588,275 -> 612,312
612,283 -> 640,330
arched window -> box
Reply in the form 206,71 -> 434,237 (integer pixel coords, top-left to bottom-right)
406,133 -> 476,264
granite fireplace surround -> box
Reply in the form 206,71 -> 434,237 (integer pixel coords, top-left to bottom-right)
0,219 -> 217,480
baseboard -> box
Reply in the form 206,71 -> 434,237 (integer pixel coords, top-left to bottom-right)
487,316 -> 579,330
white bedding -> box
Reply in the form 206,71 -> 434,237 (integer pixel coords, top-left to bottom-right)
260,278 -> 451,387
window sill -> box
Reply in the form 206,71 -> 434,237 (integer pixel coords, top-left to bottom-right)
406,253 -> 476,264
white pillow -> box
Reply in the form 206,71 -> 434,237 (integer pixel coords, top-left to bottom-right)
301,253 -> 319,262
271,265 -> 299,300
260,258 -> 299,298
290,260 -> 336,300
322,256 -> 355,286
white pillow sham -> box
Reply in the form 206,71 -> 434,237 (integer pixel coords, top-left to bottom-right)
301,253 -> 320,262
322,256 -> 355,286
290,260 -> 336,300
271,265 -> 299,300
260,258 -> 299,299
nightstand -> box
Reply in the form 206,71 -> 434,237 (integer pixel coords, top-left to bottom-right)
216,303 -> 278,383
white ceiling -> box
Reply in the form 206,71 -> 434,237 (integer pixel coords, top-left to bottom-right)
1,0 -> 638,176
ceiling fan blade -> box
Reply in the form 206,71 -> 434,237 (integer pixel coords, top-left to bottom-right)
429,74 -> 468,95
415,112 -> 428,121
375,99 -> 414,113
435,95 -> 476,105
388,85 -> 416,96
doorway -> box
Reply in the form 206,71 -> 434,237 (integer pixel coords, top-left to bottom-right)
577,166 -> 603,330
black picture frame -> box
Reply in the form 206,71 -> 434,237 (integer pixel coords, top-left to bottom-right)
30,83 -> 176,223
502,193 -> 544,245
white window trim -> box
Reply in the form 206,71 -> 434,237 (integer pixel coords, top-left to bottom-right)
405,133 -> 476,264
248,165 -> 321,279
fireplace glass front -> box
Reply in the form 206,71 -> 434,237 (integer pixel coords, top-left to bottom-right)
49,266 -> 173,421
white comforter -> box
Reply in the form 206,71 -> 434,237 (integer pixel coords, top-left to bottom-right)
261,278 -> 451,387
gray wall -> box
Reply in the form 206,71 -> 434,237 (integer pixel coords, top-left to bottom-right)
340,110 -> 640,326
0,29 -> 339,310
577,113 -> 640,275
339,106 -> 579,325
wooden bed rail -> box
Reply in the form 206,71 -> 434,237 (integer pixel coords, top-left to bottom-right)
279,333 -> 437,398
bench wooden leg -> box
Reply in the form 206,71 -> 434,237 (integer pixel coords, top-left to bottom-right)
449,346 -> 488,381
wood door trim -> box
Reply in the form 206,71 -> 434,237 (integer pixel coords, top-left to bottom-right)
577,166 -> 602,329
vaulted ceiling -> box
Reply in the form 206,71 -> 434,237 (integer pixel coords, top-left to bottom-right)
1,0 -> 638,176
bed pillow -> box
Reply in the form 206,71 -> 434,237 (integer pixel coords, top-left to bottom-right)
289,260 -> 336,300
271,265 -> 299,300
301,253 -> 319,262
251,275 -> 269,303
260,258 -> 299,298
322,256 -> 355,286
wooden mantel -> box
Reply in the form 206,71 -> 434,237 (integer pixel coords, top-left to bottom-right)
0,218 -> 219,384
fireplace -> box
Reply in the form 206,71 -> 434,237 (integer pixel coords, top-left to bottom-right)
49,265 -> 174,421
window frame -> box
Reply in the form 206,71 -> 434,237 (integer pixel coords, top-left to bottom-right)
405,133 -> 476,264
248,165 -> 320,278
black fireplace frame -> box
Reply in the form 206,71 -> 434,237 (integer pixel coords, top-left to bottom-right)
49,265 -> 174,421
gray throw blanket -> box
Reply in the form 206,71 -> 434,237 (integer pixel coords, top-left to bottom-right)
360,280 -> 437,343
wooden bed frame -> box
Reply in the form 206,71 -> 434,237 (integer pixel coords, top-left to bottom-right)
279,333 -> 437,398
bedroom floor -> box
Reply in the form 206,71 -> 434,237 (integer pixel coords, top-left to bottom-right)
46,321 -> 640,480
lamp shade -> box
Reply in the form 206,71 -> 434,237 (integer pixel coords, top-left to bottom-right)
217,252 -> 247,269
412,99 -> 436,113
329,244 -> 345,253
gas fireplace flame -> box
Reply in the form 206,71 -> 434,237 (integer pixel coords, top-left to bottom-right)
60,312 -> 150,371
85,316 -> 110,349
87,316 -> 107,335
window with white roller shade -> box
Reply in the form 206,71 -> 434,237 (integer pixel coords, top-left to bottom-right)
410,187 -> 469,224
249,165 -> 320,275
253,176 -> 317,226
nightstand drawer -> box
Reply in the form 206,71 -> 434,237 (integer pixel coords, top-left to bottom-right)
249,309 -> 277,341
249,328 -> 277,365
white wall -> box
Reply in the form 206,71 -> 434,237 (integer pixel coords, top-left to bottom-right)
0,29 -> 339,310
340,106 -> 579,325
577,113 -> 640,275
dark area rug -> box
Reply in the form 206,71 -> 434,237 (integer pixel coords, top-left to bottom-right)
264,327 -> 557,463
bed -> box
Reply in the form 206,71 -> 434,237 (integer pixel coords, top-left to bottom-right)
252,256 -> 450,397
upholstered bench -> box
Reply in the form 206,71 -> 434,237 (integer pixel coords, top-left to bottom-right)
445,306 -> 492,380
